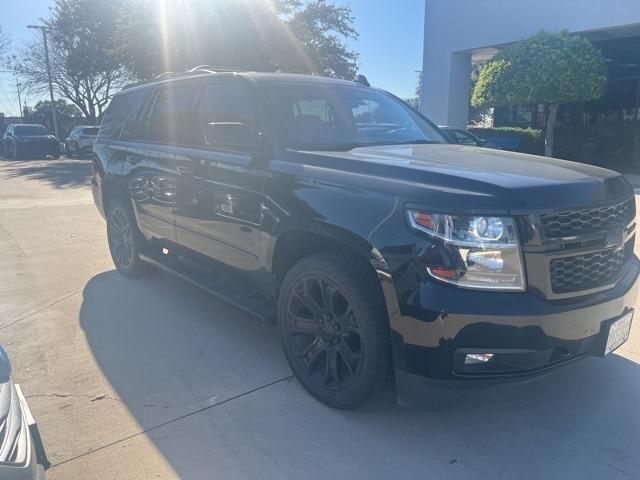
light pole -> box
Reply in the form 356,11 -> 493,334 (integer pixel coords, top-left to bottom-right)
27,25 -> 59,139
15,78 -> 23,118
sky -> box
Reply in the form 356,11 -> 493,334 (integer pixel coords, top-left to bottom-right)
0,0 -> 425,117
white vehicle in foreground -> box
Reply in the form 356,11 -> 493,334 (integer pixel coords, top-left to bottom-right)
0,345 -> 48,479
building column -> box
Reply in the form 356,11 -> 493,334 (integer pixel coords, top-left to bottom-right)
421,50 -> 472,127
447,52 -> 472,128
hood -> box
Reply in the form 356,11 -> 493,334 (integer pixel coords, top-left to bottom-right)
308,144 -> 632,212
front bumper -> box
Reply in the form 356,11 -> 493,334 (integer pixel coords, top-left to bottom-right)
385,254 -> 639,397
15,141 -> 60,158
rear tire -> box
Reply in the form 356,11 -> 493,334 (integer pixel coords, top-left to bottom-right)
278,252 -> 392,409
106,198 -> 153,277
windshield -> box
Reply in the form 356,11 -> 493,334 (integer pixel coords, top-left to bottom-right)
264,83 -> 446,150
83,127 -> 99,136
14,125 -> 49,136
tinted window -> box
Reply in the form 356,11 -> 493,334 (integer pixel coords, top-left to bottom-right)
194,83 -> 257,147
144,85 -> 197,144
99,90 -> 146,140
83,127 -> 99,136
264,83 -> 445,150
14,125 -> 48,136
451,130 -> 478,145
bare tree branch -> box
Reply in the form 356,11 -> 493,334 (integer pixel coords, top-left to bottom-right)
14,34 -> 128,122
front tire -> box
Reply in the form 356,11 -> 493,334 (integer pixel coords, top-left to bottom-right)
106,198 -> 153,277
278,252 -> 392,409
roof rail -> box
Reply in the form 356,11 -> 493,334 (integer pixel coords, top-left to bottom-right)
187,65 -> 248,73
154,71 -> 177,79
122,66 -> 249,89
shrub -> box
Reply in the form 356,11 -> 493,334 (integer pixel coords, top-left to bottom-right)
469,127 -> 545,155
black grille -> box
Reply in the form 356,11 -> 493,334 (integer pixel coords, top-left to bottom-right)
541,198 -> 635,238
550,243 -> 631,293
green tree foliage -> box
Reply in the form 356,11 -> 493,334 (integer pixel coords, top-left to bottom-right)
15,0 -> 358,122
23,99 -> 83,137
471,31 -> 607,156
117,0 -> 358,79
15,0 -> 129,122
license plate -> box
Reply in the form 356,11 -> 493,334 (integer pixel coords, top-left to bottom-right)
605,311 -> 633,356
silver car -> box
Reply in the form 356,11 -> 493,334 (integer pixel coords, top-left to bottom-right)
0,345 -> 48,479
64,125 -> 99,156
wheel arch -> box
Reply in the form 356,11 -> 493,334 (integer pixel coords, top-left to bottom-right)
270,224 -> 386,282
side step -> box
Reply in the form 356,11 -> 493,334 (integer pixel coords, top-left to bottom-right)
139,249 -> 276,325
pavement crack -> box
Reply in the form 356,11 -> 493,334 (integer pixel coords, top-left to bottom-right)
48,374 -> 294,470
0,289 -> 82,332
25,392 -> 187,409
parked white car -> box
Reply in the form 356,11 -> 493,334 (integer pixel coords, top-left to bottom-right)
64,125 -> 99,156
0,345 -> 48,479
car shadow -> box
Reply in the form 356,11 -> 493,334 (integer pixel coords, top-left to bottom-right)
2,157 -> 92,188
79,270 -> 640,479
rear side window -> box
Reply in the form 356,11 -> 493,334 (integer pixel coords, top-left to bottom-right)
143,85 -> 197,145
194,82 -> 257,146
83,127 -> 99,136
98,90 -> 147,141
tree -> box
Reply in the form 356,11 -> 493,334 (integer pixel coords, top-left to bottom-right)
471,31 -> 607,156
15,0 -> 130,122
118,0 -> 358,80
23,99 -> 83,137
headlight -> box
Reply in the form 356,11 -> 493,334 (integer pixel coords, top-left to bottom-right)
407,210 -> 526,291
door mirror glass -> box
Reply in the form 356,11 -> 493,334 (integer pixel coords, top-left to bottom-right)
205,122 -> 257,151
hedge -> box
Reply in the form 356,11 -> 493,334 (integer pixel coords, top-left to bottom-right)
469,127 -> 545,155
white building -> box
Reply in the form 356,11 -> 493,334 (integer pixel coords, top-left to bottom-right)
421,0 -> 640,128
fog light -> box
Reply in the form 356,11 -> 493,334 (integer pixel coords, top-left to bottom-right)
465,353 -> 494,365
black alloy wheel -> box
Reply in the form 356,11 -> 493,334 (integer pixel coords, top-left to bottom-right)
109,206 -> 135,270
106,199 -> 153,277
285,275 -> 363,392
279,252 -> 392,409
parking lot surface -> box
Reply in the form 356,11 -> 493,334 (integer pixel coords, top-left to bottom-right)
1,156 -> 640,479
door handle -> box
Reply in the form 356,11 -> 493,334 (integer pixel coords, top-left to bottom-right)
176,165 -> 194,175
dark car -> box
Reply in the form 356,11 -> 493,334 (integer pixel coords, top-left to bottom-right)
439,125 -> 493,148
2,124 -> 61,160
92,69 -> 638,409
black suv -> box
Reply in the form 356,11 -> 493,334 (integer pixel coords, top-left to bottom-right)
2,124 -> 61,159
92,70 -> 638,409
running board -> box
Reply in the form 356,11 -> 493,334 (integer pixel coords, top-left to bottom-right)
139,250 -> 276,325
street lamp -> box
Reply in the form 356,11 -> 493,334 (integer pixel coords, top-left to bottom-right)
27,25 -> 59,139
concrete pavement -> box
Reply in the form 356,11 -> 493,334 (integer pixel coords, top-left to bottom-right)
1,156 -> 640,479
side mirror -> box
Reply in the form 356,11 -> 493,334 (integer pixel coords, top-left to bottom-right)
205,122 -> 257,151
0,345 -> 12,384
